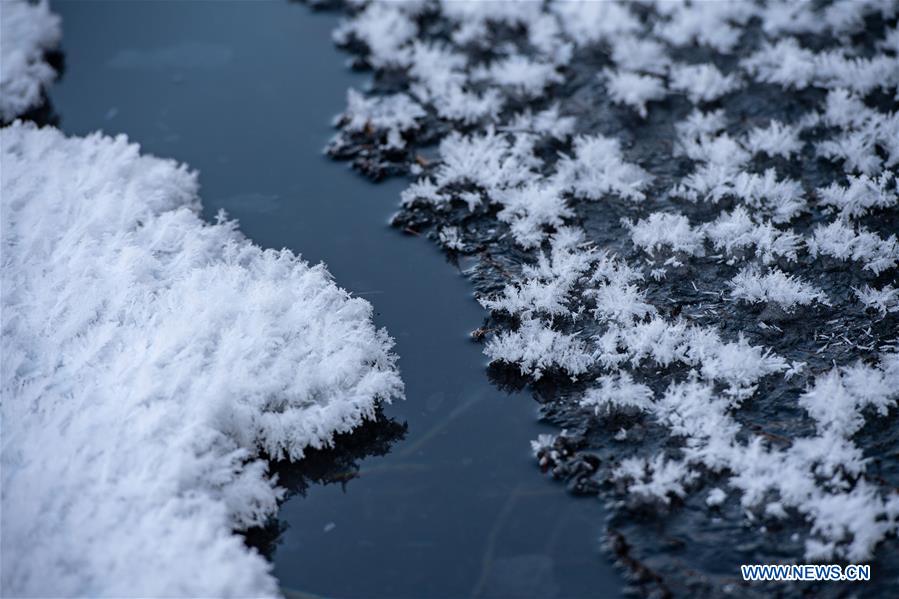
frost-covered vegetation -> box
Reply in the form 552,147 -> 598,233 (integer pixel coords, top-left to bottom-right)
0,123 -> 403,597
326,0 -> 899,591
0,0 -> 60,121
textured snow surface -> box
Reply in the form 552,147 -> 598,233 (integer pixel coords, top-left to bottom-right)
0,123 -> 403,597
0,0 -> 60,121
326,0 -> 899,593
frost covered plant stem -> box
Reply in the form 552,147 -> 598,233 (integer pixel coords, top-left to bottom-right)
0,123 -> 404,597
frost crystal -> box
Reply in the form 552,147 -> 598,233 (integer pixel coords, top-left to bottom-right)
625,213 -> 704,256
707,488 -> 727,507
554,134 -> 652,202
817,173 -> 898,219
336,89 -> 425,149
729,268 -> 828,309
1,124 -> 403,597
668,63 -> 742,104
807,221 -> 899,274
580,373 -> 653,415
743,120 -> 803,159
604,70 -> 667,118
325,0 -> 899,586
854,285 -> 899,316
0,0 -> 61,121
484,316 -> 594,380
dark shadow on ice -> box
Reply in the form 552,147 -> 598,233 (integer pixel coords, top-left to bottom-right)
242,409 -> 407,561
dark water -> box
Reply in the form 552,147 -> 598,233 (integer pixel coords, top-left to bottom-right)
46,1 -> 623,597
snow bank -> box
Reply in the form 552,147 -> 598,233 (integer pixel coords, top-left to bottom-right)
0,123 -> 403,597
0,0 -> 60,121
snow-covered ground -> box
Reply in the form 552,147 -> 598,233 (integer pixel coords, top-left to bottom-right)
326,0 -> 899,591
0,0 -> 60,121
0,122 -> 403,596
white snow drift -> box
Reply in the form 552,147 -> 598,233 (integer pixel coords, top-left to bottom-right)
0,123 -> 403,597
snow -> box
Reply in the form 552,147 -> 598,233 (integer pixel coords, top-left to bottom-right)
580,373 -> 653,415
406,41 -> 505,124
333,2 -> 417,68
816,91 -> 899,174
609,36 -> 669,75
742,38 -> 818,89
434,129 -> 538,192
706,488 -> 727,507
505,104 -> 574,140
854,284 -> 899,316
603,70 -> 667,119
1,123 -> 403,597
495,182 -> 573,249
625,213 -> 704,256
613,454 -> 696,505
817,173 -> 898,219
473,55 -> 563,98
704,208 -> 802,263
0,0 -> 61,121
743,120 -> 803,159
333,89 -> 426,150
730,169 -> 807,223
674,122 -> 808,221
668,63 -> 742,104
651,0 -> 753,53
597,318 -> 787,395
482,228 -> 594,317
807,221 -> 899,275
624,357 -> 899,563
437,226 -> 464,251
676,108 -> 727,139
326,0 -> 899,576
589,274 -> 655,324
552,0 -> 640,47
554,135 -> 652,202
484,316 -> 593,380
728,268 -> 828,309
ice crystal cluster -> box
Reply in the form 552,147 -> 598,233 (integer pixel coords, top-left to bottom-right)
0,0 -> 60,122
327,0 -> 899,590
0,123 -> 403,596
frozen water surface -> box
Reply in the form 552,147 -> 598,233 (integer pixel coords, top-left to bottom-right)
47,1 -> 624,598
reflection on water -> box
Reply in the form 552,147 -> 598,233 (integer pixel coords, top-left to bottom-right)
243,410 -> 407,562
46,1 -> 624,597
